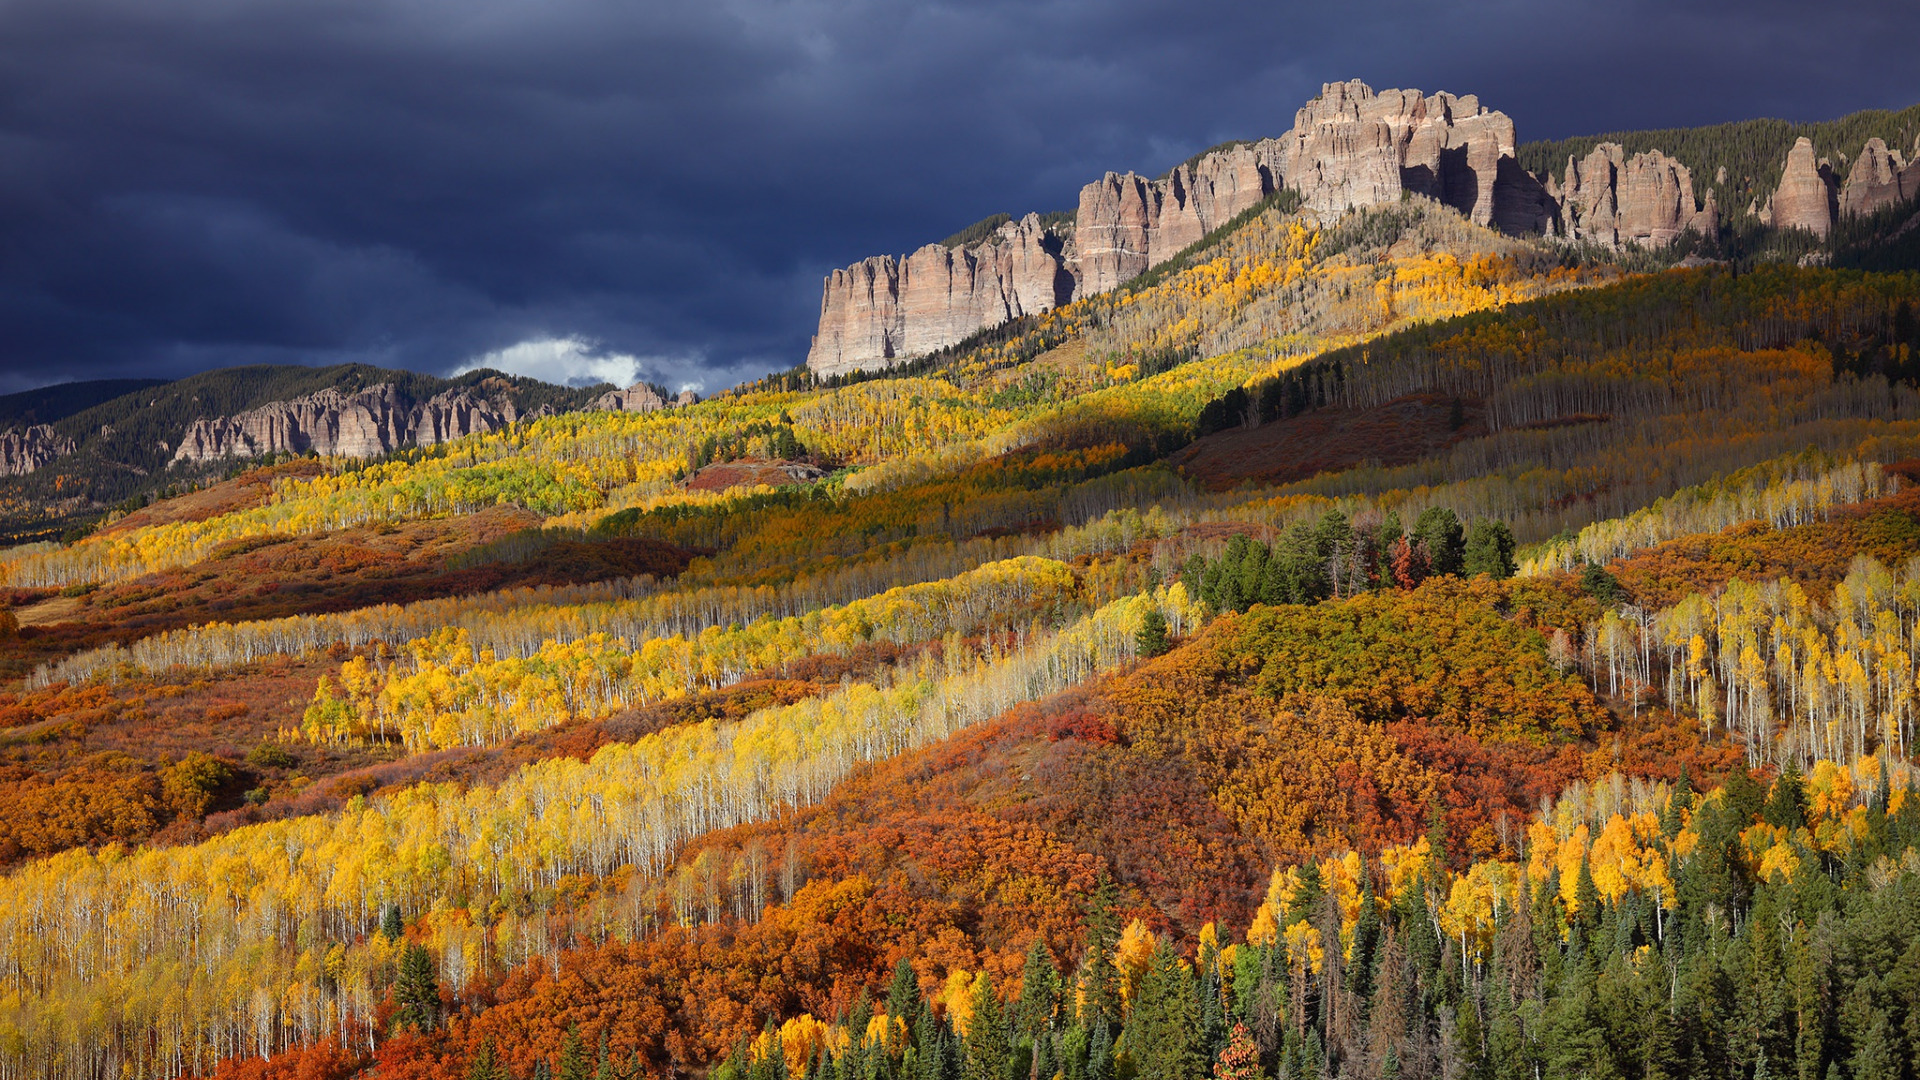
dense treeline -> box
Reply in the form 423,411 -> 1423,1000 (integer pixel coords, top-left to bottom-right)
677,757 -> 1920,1080
1181,508 -> 1515,612
1194,268 -> 1920,543
1213,267 -> 1920,431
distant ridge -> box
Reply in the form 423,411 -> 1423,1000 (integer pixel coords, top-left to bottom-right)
0,378 -> 169,429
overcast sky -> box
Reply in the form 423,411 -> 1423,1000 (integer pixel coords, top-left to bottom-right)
0,0 -> 1915,394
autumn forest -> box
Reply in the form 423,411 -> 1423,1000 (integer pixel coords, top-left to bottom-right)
7,145 -> 1920,1080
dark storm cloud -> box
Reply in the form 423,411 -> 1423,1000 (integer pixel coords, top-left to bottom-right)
0,0 -> 1915,393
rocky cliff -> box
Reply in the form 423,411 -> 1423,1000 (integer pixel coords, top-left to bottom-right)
0,425 -> 76,477
594,382 -> 669,412
809,79 -> 1532,377
1757,137 -> 1839,239
1544,144 -> 1718,247
1071,142 -> 1286,296
1840,137 -> 1920,219
807,214 -> 1074,377
808,84 -> 1920,378
1280,81 -> 1515,227
171,382 -> 535,464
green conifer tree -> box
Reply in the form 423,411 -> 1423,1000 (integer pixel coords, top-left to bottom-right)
963,974 -> 1012,1080
560,1026 -> 591,1080
392,941 -> 439,1033
469,1037 -> 506,1080
1016,940 -> 1060,1045
1764,762 -> 1808,829
1135,609 -> 1171,659
595,1031 -> 615,1080
1413,507 -> 1465,577
1127,939 -> 1202,1080
1082,873 -> 1121,1026
1085,1021 -> 1112,1080
1462,520 -> 1516,579
889,958 -> 923,1027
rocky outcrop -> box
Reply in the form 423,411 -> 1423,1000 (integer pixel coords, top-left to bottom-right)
808,79 -> 1537,377
1280,81 -> 1515,227
807,213 -> 1075,377
1545,144 -> 1718,247
1071,143 -> 1286,295
1759,138 -> 1838,239
171,383 -> 530,464
0,425 -> 75,476
593,382 -> 670,412
1839,138 -> 1920,219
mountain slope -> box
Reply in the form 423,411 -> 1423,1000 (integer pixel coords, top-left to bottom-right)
9,93 -> 1920,1080
0,364 -> 611,543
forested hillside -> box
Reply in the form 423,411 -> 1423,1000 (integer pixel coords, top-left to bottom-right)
1518,101 -> 1920,221
6,177 -> 1920,1080
0,365 -> 609,545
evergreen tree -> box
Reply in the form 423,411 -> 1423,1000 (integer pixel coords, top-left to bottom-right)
1723,764 -> 1766,824
392,941 -> 439,1033
1085,1021 -> 1113,1080
1016,940 -> 1060,1044
1425,799 -> 1451,873
963,974 -> 1013,1080
560,1026 -> 591,1080
915,1008 -> 951,1080
1462,520 -> 1517,579
888,958 -> 923,1029
1082,873 -> 1121,1026
1764,762 -> 1808,829
1662,766 -> 1695,839
1059,1025 -> 1089,1080
1299,1030 -> 1324,1080
1579,562 -> 1629,606
595,1031 -> 616,1080
1197,943 -> 1228,1062
1127,939 -> 1203,1080
1030,1029 -> 1055,1080
380,904 -> 405,941
1135,609 -> 1171,658
1412,507 -> 1465,577
1348,866 -> 1380,1007
468,1037 -> 506,1080
1373,514 -> 1404,589
1573,856 -> 1602,948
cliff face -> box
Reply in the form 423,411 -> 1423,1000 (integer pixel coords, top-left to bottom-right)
1280,81 -> 1514,227
1759,137 -> 1839,239
594,382 -> 669,412
1840,138 -> 1920,219
806,83 -> 1920,378
1546,144 -> 1718,247
1071,142 -> 1286,295
171,382 -> 533,464
809,79 -> 1533,377
0,425 -> 76,477
807,214 -> 1074,377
